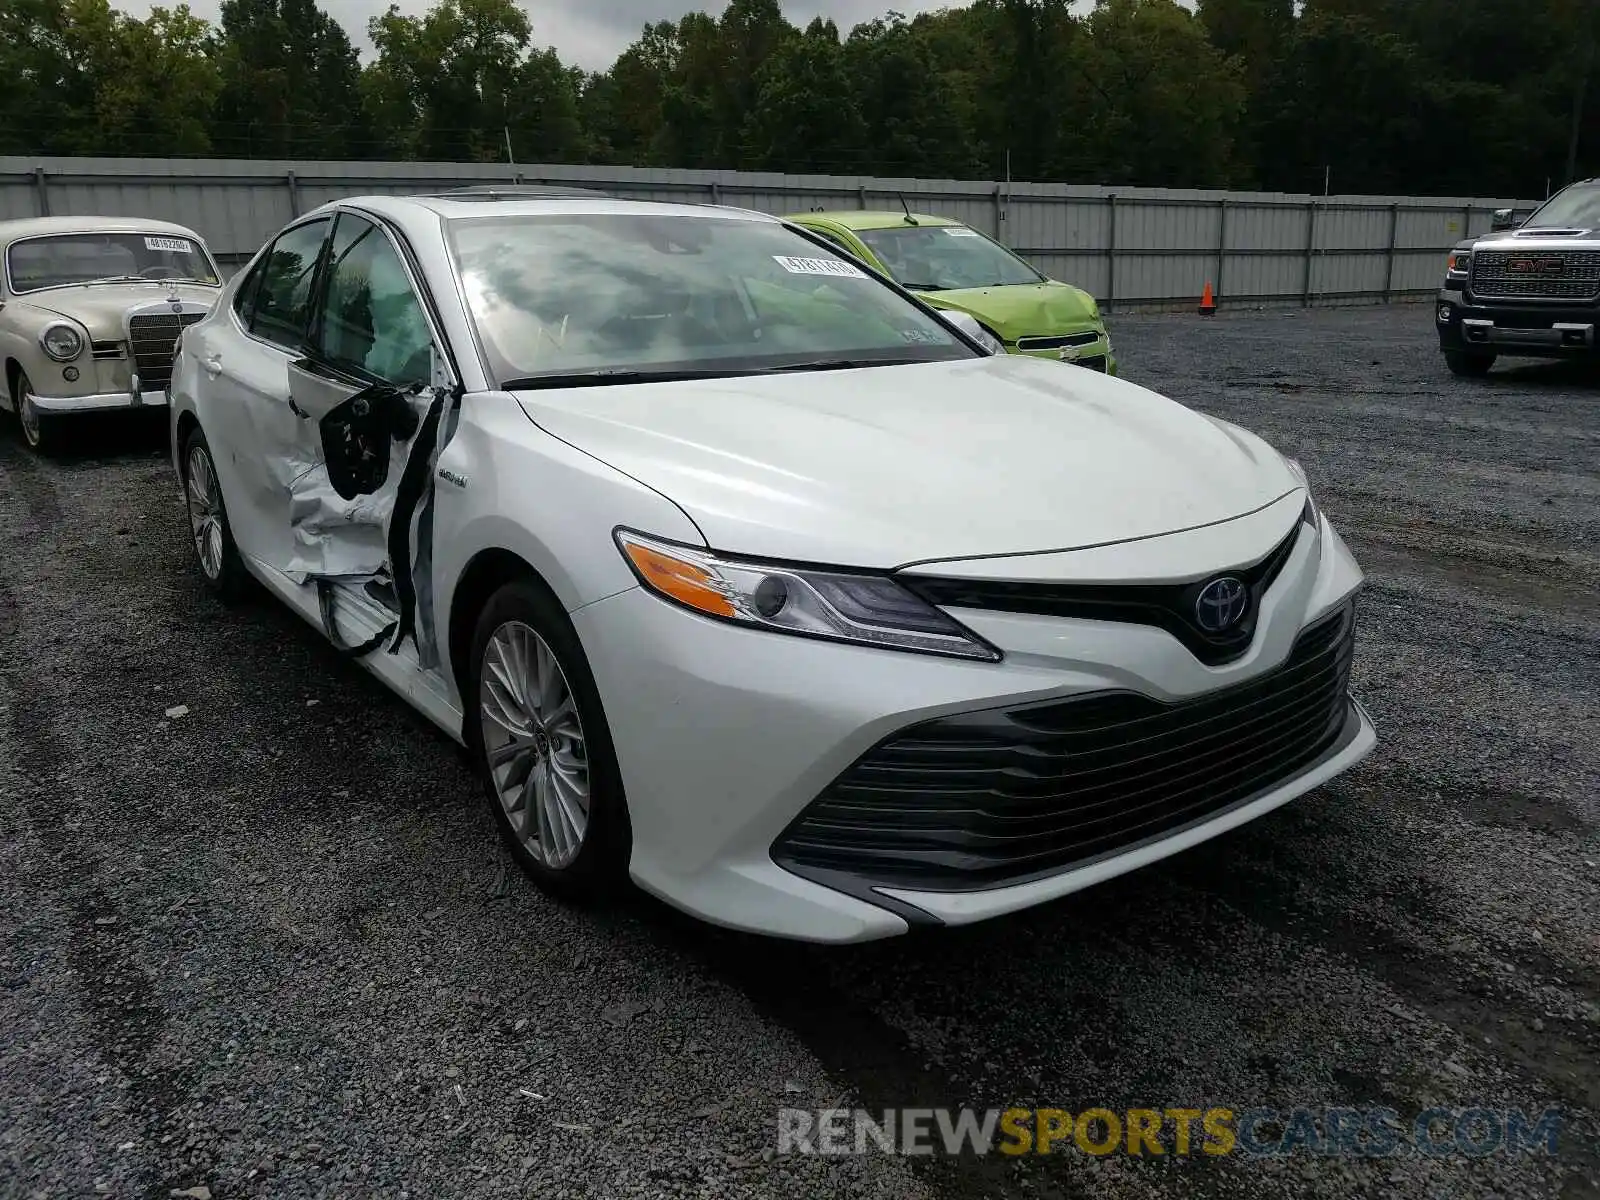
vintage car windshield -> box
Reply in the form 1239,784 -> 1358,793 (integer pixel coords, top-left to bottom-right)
1521,182 -> 1600,230
855,224 -> 1046,291
446,212 -> 978,386
6,232 -> 220,294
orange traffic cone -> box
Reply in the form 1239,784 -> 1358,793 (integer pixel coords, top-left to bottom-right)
1199,281 -> 1217,316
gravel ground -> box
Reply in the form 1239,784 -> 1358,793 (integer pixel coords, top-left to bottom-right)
1,305 -> 1596,1200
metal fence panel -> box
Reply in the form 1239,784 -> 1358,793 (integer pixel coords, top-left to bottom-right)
0,156 -> 1538,310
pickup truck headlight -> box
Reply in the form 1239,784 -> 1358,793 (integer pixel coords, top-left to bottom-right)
1445,250 -> 1472,281
40,322 -> 84,362
615,529 -> 1001,661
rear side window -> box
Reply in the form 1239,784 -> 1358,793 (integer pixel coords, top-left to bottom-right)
246,217 -> 331,351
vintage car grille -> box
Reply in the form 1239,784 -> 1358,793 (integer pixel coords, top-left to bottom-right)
772,603 -> 1357,892
1470,250 -> 1600,302
1074,354 -> 1109,372
128,311 -> 204,390
1015,330 -> 1101,352
91,339 -> 125,360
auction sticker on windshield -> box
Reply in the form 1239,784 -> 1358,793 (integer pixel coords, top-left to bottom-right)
145,236 -> 194,253
943,228 -> 981,237
773,256 -> 867,279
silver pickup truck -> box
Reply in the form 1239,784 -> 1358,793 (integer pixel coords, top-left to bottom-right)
1436,178 -> 1600,377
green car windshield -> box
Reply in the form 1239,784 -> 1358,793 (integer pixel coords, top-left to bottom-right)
856,225 -> 1046,292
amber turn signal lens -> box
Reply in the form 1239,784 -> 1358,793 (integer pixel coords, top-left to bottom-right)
620,540 -> 737,618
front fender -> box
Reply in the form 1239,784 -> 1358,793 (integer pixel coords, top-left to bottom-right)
430,392 -> 705,694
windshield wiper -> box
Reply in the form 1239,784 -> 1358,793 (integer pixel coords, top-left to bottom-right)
760,357 -> 927,373
502,367 -> 759,390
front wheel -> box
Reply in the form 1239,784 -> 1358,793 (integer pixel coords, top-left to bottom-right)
13,371 -> 58,455
469,579 -> 631,902
1444,350 -> 1495,377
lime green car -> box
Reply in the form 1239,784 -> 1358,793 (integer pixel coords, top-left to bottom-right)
783,210 -> 1116,375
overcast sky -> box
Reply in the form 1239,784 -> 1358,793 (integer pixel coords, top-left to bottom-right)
113,0 -> 1127,72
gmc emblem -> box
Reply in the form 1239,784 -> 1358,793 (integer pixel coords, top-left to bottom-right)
1507,257 -> 1565,275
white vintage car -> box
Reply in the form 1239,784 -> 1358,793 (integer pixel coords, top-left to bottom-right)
0,215 -> 224,453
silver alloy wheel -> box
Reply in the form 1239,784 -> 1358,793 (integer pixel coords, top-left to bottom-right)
185,444 -> 225,580
18,388 -> 41,448
479,620 -> 590,868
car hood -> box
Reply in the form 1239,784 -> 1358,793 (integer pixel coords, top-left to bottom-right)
17,282 -> 220,337
514,354 -> 1300,569
917,281 -> 1099,340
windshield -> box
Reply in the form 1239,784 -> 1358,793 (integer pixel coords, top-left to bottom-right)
5,232 -> 220,294
446,212 -> 977,386
1522,182 -> 1600,230
855,224 -> 1045,291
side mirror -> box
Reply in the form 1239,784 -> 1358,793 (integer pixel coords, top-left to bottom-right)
939,309 -> 1002,354
1490,208 -> 1518,232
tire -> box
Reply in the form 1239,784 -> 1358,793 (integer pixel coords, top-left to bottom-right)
1444,350 -> 1495,377
467,578 -> 631,902
13,370 -> 59,455
181,424 -> 249,601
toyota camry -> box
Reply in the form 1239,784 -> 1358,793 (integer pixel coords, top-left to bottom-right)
167,185 -> 1376,943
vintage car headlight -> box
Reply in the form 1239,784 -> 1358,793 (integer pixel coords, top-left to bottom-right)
40,323 -> 85,362
615,528 -> 1001,661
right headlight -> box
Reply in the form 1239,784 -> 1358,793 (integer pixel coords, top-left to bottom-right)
614,529 -> 1001,661
40,322 -> 84,362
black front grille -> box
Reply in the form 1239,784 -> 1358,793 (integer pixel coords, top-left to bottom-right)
1074,354 -> 1108,372
1471,250 -> 1600,302
773,603 -> 1358,892
128,311 -> 204,390
1016,331 -> 1101,352
902,513 -> 1306,667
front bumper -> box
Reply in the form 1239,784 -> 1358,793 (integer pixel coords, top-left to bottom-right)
572,508 -> 1372,943
1436,289 -> 1600,358
29,387 -> 168,414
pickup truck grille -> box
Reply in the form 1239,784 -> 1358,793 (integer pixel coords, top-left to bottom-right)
128,312 -> 204,391
1470,250 -> 1600,302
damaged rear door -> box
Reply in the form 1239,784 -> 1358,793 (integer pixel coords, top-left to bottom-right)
277,209 -> 458,680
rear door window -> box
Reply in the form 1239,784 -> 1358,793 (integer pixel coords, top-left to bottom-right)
246,217 -> 332,351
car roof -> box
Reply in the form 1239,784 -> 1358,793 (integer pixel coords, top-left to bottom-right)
0,214 -> 206,242
789,210 -> 963,231
313,192 -> 783,227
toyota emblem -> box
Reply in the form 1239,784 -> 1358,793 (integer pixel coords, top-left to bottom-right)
1194,576 -> 1249,633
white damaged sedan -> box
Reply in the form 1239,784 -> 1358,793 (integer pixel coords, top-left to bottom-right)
169,187 -> 1376,943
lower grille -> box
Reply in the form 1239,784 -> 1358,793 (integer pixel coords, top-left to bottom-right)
1470,250 -> 1600,302
1074,354 -> 1108,372
773,603 -> 1357,892
128,312 -> 204,390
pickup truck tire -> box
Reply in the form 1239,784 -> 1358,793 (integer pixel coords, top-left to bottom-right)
1444,350 -> 1495,378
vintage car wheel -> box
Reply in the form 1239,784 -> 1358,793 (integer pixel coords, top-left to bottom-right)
182,425 -> 249,601
468,578 -> 631,902
13,371 -> 58,455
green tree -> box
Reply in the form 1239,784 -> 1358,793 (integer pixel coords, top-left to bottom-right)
1075,0 -> 1246,186
744,18 -> 865,173
213,0 -> 367,159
